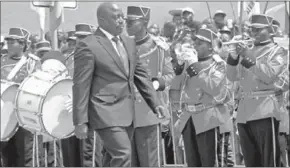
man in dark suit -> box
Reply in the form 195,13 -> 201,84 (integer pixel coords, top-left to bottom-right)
72,2 -> 167,167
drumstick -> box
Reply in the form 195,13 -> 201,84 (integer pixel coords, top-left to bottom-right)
36,135 -> 40,167
92,131 -> 96,167
32,134 -> 36,167
54,140 -> 57,167
44,143 -> 48,167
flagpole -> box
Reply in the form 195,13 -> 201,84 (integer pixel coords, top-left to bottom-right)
263,1 -> 269,14
239,1 -> 244,35
50,6 -> 58,50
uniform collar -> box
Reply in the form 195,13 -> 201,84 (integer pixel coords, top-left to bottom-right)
136,33 -> 150,46
254,39 -> 272,46
198,54 -> 213,62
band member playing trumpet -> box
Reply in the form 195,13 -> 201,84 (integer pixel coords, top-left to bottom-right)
172,25 -> 232,167
0,27 -> 43,167
226,14 -> 289,167
126,6 -> 174,167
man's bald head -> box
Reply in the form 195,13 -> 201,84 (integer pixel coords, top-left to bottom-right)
96,2 -> 125,36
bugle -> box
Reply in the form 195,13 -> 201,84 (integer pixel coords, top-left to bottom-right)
222,39 -> 254,49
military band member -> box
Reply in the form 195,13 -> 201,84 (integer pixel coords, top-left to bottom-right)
168,8 -> 183,30
35,40 -> 52,59
126,6 -> 174,167
0,27 -> 43,167
226,14 -> 289,167
172,26 -> 232,167
162,21 -> 177,45
271,19 -> 290,167
213,10 -> 227,31
148,23 -> 161,36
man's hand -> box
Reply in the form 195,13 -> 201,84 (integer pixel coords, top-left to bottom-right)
74,124 -> 88,139
155,105 -> 169,119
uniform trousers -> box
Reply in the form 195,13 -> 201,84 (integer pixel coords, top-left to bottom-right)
131,124 -> 162,167
61,136 -> 81,166
182,117 -> 232,167
0,127 -> 44,167
218,132 -> 234,167
81,131 -> 103,167
43,140 -> 61,167
171,111 -> 186,165
61,132 -> 103,167
238,117 -> 280,167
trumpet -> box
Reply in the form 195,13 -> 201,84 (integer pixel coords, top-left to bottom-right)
221,39 -> 254,49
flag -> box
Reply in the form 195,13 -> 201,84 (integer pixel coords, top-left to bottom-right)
30,2 -> 46,32
49,1 -> 64,31
265,3 -> 285,15
238,1 -> 260,18
286,1 -> 289,15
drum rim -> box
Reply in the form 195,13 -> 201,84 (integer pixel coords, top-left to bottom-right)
15,75 -> 74,139
1,82 -> 20,141
41,78 -> 74,139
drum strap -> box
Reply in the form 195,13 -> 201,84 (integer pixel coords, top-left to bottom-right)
7,56 -> 27,81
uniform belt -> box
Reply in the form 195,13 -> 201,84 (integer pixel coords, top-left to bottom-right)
184,103 -> 216,113
241,90 -> 281,98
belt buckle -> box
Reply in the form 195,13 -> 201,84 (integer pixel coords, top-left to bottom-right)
187,105 -> 196,112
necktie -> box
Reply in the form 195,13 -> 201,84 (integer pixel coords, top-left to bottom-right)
112,36 -> 129,75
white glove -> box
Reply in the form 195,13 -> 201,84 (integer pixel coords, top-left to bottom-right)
64,95 -> 72,114
175,43 -> 198,64
152,80 -> 160,90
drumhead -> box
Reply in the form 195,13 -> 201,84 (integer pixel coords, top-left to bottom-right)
42,79 -> 74,139
1,83 -> 19,141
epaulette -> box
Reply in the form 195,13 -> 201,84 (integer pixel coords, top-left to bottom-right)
150,35 -> 170,51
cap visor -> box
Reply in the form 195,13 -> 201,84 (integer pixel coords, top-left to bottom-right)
195,35 -> 211,43
249,23 -> 268,28
67,37 -> 77,41
126,15 -> 142,20
169,9 -> 182,16
75,31 -> 92,36
5,35 -> 24,40
36,47 -> 51,53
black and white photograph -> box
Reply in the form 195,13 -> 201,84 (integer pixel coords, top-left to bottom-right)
0,0 -> 289,167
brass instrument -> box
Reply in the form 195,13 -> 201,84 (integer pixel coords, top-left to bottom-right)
221,39 -> 254,50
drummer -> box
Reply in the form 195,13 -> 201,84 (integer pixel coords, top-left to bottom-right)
0,27 -> 44,167
35,40 -> 52,59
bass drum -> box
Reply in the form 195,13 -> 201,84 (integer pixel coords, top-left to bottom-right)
1,80 -> 19,141
15,70 -> 74,139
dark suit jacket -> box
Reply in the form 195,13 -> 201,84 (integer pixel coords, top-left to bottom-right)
72,28 -> 161,129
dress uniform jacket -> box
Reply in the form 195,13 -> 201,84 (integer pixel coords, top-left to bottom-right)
227,42 -> 289,124
134,34 -> 174,128
173,55 -> 232,135
64,50 -> 74,78
1,54 -> 41,83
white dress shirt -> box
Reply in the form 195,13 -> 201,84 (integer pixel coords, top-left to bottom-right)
99,27 -> 121,56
